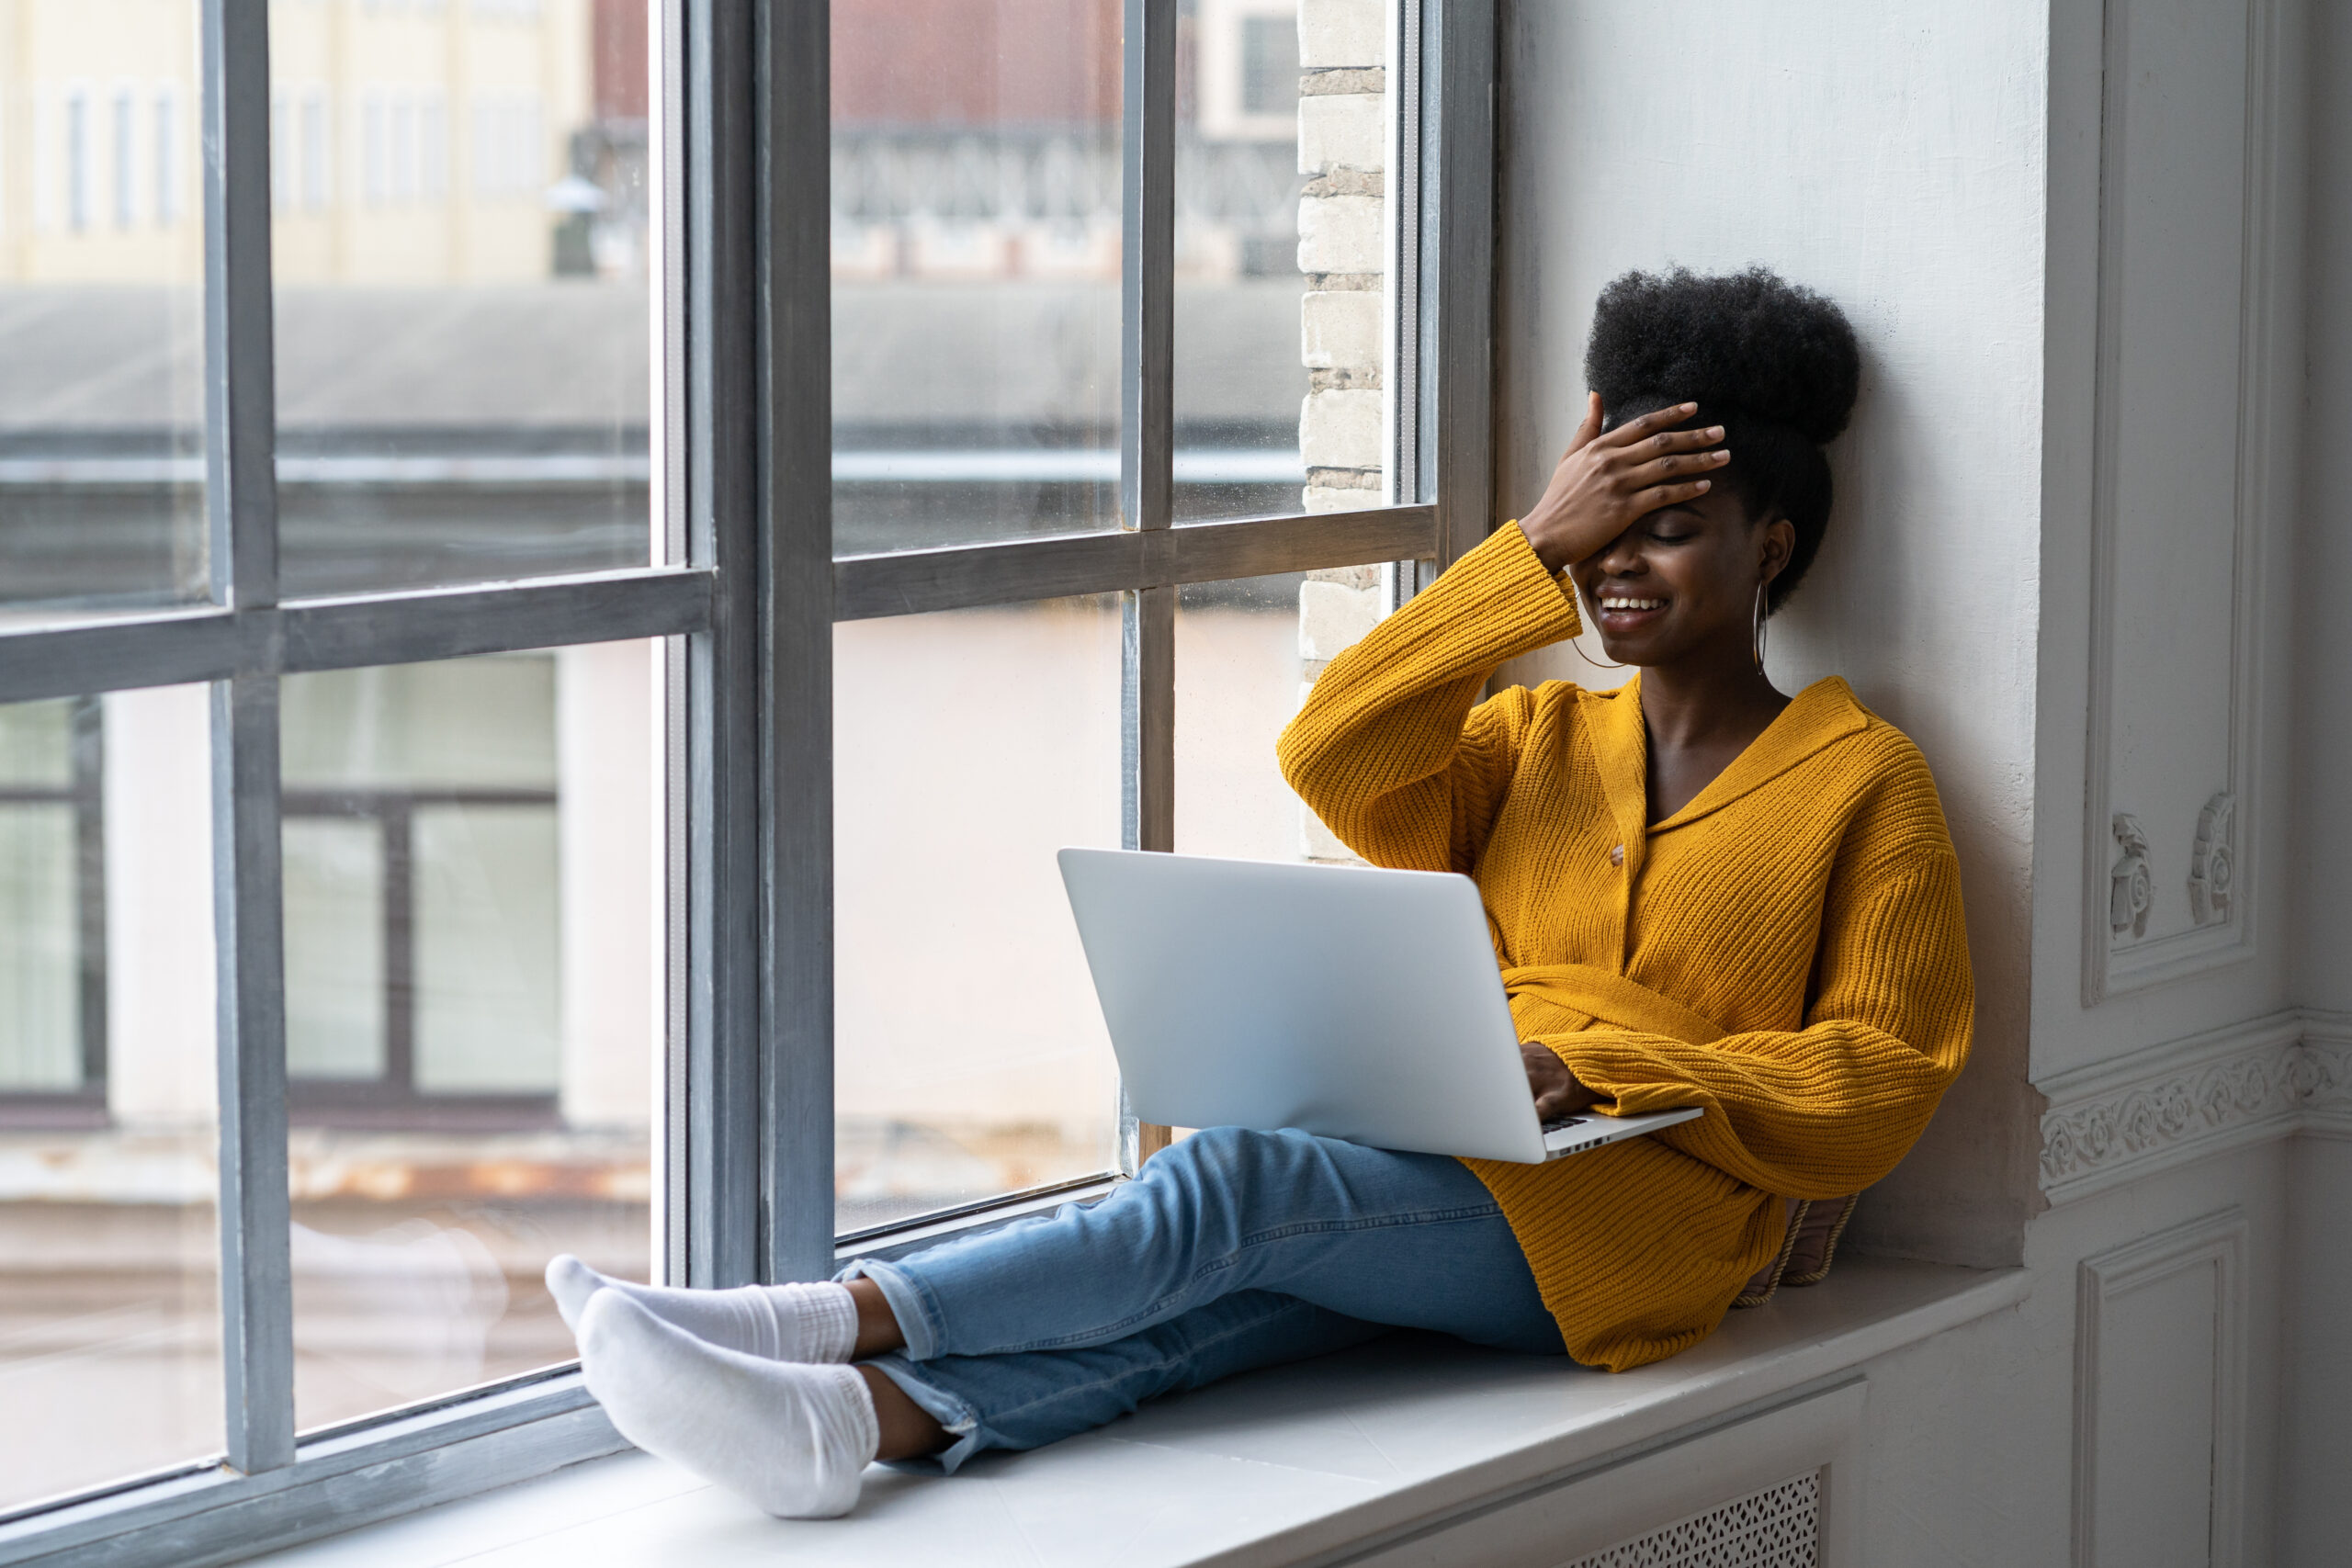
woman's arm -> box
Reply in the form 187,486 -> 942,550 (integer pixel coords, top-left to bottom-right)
1537,795 -> 1974,1198
1277,525 -> 1574,874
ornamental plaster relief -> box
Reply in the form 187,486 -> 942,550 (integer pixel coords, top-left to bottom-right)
2038,1013 -> 2352,1202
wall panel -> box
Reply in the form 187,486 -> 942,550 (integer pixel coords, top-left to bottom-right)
2072,1210 -> 2248,1568
2083,0 -> 2274,1002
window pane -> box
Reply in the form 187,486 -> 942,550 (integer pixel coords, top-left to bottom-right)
835,597 -> 1123,1233
0,685 -> 222,1513
0,804 -> 78,1089
0,13 -> 206,620
0,702 -> 84,1094
831,0 -> 1122,555
413,805 -> 560,1094
284,818 -> 388,1081
269,0 -> 654,598
1175,568 -> 1385,860
1174,0 -> 1391,524
279,643 -> 659,1437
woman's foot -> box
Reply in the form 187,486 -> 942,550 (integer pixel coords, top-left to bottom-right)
545,1256 -> 857,1363
579,1291 -> 877,1519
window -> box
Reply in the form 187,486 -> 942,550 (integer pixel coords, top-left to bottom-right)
0,698 -> 102,1114
280,657 -> 566,1125
64,87 -> 89,231
300,91 -> 330,209
155,86 -> 182,223
390,93 -> 415,202
272,90 -> 293,210
419,93 -> 447,201
0,0 -> 1490,1558
112,87 -> 135,227
362,93 -> 386,205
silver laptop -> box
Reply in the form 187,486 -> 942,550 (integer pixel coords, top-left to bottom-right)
1057,848 -> 1701,1164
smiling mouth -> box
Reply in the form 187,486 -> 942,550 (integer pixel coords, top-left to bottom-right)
1596,595 -> 1667,617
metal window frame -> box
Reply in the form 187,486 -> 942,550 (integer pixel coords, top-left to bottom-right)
0,0 -> 1495,1562
280,782 -> 564,1128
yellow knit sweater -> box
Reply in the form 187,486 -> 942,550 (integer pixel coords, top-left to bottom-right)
1276,524 -> 1974,1371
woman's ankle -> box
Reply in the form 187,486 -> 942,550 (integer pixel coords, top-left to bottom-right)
858,1364 -> 948,1461
845,1277 -> 907,1359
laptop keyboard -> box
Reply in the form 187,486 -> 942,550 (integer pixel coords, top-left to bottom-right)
1539,1116 -> 1589,1134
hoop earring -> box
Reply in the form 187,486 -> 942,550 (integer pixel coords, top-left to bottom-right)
1572,587 -> 1626,671
1752,582 -> 1769,671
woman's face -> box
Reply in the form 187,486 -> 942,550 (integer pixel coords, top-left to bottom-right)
1567,484 -> 1794,671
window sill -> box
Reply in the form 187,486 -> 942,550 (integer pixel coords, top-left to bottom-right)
232,1257 -> 2026,1568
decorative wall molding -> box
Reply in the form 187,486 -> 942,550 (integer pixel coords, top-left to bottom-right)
2189,792 -> 2238,926
2109,812 -> 2152,941
2079,0 -> 2277,1004
2038,1010 -> 2352,1203
2072,1209 -> 2248,1568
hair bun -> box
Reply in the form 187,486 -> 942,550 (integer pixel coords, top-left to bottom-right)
1584,266 -> 1860,446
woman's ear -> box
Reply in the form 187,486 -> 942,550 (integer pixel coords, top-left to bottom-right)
1758,516 -> 1796,584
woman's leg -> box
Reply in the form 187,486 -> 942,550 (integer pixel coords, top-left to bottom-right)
865,1289 -> 1391,1472
842,1126 -> 1560,1362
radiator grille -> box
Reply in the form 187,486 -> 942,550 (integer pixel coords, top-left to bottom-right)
1562,1471 -> 1819,1568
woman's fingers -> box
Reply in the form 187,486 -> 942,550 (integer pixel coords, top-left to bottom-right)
1605,424 -> 1724,470
1565,390 -> 1604,456
1595,400 -> 1701,450
1629,478 -> 1714,514
1622,446 -> 1731,489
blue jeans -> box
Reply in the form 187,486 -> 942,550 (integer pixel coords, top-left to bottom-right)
840,1125 -> 1566,1472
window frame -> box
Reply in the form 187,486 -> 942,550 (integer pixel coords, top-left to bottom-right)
0,0 -> 1494,1561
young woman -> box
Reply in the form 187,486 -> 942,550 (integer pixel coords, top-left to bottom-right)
544,266 -> 1974,1518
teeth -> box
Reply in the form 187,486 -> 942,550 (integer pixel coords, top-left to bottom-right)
1600,598 -> 1664,611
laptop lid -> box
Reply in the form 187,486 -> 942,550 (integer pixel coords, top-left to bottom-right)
1057,848 -> 1554,1163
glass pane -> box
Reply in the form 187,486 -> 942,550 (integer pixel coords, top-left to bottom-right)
0,14 -> 206,620
0,685 -> 222,1512
413,805 -> 560,1094
1175,568 -> 1385,860
1174,0 -> 1391,523
831,0 -> 1122,555
269,0 -> 654,598
284,818 -> 387,1081
835,597 -> 1123,1233
280,642 -> 659,1437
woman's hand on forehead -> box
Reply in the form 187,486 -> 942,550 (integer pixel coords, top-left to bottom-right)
1516,394 -> 1730,576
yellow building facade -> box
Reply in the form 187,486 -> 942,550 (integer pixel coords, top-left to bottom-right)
0,0 -> 593,287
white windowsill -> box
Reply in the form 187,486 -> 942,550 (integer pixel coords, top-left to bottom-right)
238,1258 -> 2028,1568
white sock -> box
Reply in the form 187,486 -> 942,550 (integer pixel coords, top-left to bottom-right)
580,1291 -> 878,1519
545,1255 -> 857,1363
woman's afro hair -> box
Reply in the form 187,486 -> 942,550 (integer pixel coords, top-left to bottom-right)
1584,266 -> 1860,612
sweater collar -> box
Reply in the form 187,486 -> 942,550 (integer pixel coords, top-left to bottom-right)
1582,674 -> 1871,842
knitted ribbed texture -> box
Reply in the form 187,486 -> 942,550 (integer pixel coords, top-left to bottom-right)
1277,524 -> 1974,1372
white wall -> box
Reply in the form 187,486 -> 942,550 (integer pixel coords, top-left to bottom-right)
1492,0 -> 2049,1267
101,682 -> 215,1127
2283,0 -> 2352,1557
2290,0 -> 2352,1018
1498,0 -> 2340,1559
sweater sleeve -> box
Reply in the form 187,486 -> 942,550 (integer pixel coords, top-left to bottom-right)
1542,843 -> 1975,1201
1277,524 -> 1585,874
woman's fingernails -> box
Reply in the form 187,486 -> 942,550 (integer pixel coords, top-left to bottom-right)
1706,426 -> 1724,439
1713,448 -> 1731,461
1680,401 -> 1699,412
1696,479 -> 1712,491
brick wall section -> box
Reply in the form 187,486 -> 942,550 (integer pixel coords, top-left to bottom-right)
1295,0 -> 1386,862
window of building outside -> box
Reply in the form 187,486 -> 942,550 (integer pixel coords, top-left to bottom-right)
0,0 -> 1467,1551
